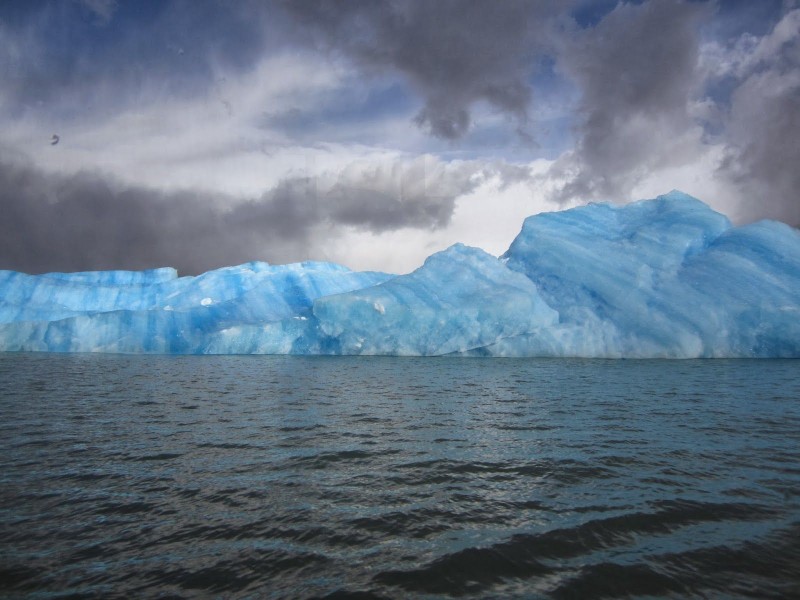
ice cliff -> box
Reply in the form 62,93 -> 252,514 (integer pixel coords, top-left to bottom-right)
1,191 -> 798,357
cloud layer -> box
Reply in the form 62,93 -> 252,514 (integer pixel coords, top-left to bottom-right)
0,153 -> 509,274
0,0 -> 797,274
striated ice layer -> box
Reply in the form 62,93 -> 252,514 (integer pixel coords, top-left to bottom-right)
201,244 -> 558,355
0,262 -> 391,353
482,191 -> 800,357
0,191 -> 798,357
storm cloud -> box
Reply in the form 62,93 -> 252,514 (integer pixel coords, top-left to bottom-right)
715,7 -> 800,226
1,0 -> 798,274
0,154 -> 498,274
544,0 -> 799,227
548,0 -> 712,202
282,0 -> 571,139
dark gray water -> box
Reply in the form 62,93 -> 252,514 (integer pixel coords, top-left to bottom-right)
1,355 -> 799,599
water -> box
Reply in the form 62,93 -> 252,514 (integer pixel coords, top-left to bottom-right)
1,355 -> 799,599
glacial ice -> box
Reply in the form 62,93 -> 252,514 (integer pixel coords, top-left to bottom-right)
1,191 -> 798,357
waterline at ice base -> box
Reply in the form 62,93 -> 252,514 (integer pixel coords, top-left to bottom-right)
1,191 -> 798,357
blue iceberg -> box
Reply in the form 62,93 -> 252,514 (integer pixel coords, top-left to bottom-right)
1,191 -> 798,357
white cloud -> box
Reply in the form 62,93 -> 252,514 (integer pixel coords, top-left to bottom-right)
0,51 -> 360,196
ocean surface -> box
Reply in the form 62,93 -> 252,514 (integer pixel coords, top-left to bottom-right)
1,355 -> 799,599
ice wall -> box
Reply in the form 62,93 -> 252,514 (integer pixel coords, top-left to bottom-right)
1,191 -> 798,357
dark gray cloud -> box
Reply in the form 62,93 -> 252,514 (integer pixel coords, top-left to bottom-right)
715,7 -> 800,225
0,154 -> 487,274
3,0 -> 798,278
548,0 -> 712,203
282,0 -> 572,140
544,0 -> 800,229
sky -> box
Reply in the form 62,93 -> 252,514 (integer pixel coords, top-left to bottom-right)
0,0 -> 798,275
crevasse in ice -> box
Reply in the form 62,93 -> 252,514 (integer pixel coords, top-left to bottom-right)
1,191 -> 798,357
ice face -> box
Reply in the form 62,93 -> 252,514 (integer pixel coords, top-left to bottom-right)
306,244 -> 557,356
0,262 -> 392,353
491,191 -> 800,357
1,191 -> 798,357
200,243 -> 557,355
675,220 -> 800,357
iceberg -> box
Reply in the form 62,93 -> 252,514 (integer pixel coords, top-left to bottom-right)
1,191 -> 798,357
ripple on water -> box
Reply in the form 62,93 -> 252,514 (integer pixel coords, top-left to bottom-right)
0,355 -> 799,598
